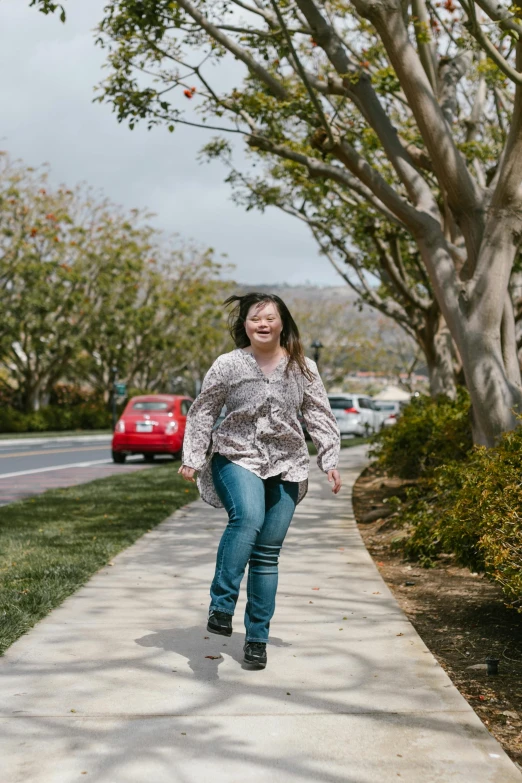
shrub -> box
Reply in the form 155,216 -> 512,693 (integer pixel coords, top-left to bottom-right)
398,426 -> 522,610
0,403 -> 113,433
0,407 -> 27,433
369,389 -> 521,608
370,388 -> 473,479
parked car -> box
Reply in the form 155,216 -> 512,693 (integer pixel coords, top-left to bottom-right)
373,400 -> 403,427
112,395 -> 193,463
328,394 -> 382,437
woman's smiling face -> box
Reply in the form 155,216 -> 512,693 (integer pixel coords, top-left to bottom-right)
244,300 -> 283,349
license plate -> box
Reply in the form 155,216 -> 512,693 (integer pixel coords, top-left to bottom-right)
136,422 -> 153,433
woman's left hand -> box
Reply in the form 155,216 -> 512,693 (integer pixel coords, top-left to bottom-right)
178,465 -> 197,482
327,469 -> 342,494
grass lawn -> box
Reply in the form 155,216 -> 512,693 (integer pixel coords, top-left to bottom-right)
0,429 -> 112,440
0,462 -> 198,655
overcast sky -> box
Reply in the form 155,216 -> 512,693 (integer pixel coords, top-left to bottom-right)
0,0 -> 342,287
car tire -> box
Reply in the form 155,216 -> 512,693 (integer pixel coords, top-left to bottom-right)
112,451 -> 126,464
143,454 -> 155,462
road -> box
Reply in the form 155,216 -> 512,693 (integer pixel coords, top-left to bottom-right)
0,438 -> 170,506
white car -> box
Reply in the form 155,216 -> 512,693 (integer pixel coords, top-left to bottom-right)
328,395 -> 382,437
373,400 -> 403,427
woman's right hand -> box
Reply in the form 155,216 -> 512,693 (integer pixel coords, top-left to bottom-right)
178,465 -> 196,483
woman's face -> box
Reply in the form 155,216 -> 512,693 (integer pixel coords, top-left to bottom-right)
244,301 -> 283,350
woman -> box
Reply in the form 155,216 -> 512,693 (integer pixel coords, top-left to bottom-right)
179,293 -> 341,669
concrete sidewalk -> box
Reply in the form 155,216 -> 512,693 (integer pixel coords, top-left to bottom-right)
1,446 -> 520,783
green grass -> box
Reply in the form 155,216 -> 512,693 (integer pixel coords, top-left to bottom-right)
307,436 -> 370,456
0,462 -> 198,655
0,429 -> 112,440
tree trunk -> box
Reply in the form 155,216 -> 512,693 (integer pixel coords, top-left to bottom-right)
417,226 -> 522,445
459,328 -> 522,445
509,269 -> 522,361
40,390 -> 51,408
501,293 -> 522,387
22,382 -> 44,413
413,305 -> 458,398
455,259 -> 522,446
424,315 -> 457,399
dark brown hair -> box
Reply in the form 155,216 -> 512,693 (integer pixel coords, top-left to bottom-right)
224,292 -> 314,381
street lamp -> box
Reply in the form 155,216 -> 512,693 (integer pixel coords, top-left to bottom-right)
311,339 -> 324,365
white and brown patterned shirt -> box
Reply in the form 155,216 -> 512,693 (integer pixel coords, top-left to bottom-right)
182,348 -> 340,508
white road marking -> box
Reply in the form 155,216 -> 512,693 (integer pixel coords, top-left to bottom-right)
0,459 -> 112,479
0,445 -> 106,459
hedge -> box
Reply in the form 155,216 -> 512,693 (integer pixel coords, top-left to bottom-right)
370,388 -> 473,479
0,403 -> 112,433
370,391 -> 521,611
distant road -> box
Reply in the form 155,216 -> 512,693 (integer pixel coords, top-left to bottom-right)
0,437 -> 170,506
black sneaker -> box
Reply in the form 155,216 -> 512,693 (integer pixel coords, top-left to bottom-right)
243,642 -> 267,669
207,610 -> 233,637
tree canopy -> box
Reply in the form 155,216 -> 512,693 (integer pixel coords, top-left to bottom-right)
96,0 -> 522,445
0,155 -> 231,412
29,0 -> 66,22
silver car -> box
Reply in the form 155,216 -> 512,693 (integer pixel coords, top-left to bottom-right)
373,400 -> 403,427
328,395 -> 382,437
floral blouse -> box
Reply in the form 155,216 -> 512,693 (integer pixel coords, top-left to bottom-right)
182,348 -> 340,508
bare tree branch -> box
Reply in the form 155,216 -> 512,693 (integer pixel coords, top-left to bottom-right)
460,0 -> 522,85
465,57 -> 487,186
351,0 -> 484,262
228,0 -> 277,24
370,231 -> 432,310
412,0 -> 439,92
490,40 -> 522,208
246,133 -> 408,226
281,204 -> 422,336
399,138 -> 434,172
295,0 -> 440,217
439,52 -> 472,125
310,132 -> 435,232
174,0 -> 289,99
268,0 -> 334,143
216,24 -> 311,36
473,0 -> 522,37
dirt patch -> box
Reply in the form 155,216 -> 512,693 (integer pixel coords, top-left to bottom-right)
353,464 -> 522,770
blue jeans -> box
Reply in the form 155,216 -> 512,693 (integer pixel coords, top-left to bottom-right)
210,453 -> 299,643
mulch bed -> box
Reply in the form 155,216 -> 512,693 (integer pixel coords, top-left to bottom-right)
353,464 -> 522,770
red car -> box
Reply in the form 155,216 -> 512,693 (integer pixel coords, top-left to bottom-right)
112,395 -> 193,463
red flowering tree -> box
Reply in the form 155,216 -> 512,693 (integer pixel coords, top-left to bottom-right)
0,156 -> 231,411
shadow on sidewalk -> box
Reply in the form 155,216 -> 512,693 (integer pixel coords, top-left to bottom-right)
136,627 -> 292,678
